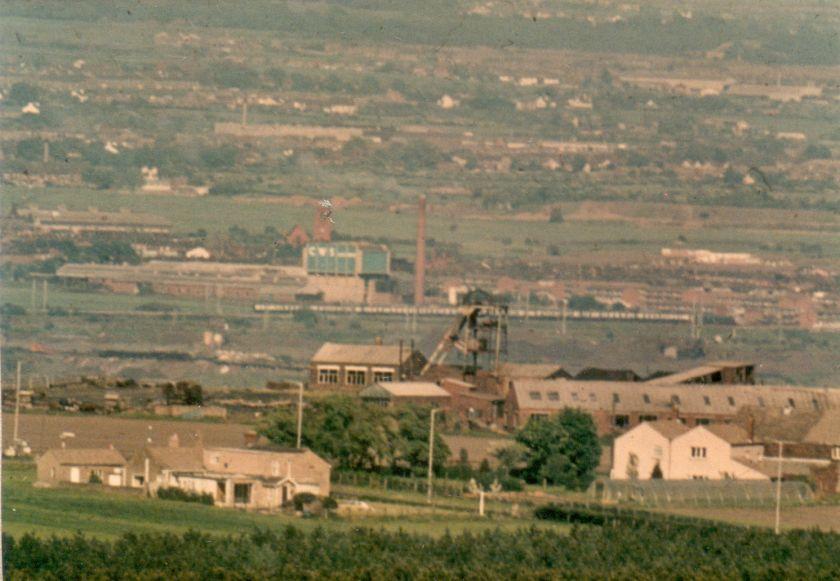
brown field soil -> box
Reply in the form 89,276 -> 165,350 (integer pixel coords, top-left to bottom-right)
2,413 -> 252,456
657,505 -> 840,532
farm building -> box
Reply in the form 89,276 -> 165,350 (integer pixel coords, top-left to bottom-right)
129,438 -> 331,509
504,379 -> 840,435
359,381 -> 451,407
309,341 -> 427,391
610,421 -> 767,481
36,447 -> 128,486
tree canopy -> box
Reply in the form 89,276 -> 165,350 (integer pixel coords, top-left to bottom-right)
260,395 -> 450,475
515,408 -> 601,490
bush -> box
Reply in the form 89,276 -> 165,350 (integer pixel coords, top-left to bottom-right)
292,492 -> 318,511
0,303 -> 27,316
321,496 -> 338,510
156,487 -> 214,505
88,472 -> 102,484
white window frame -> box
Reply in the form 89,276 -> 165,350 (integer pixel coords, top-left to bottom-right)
372,367 -> 395,382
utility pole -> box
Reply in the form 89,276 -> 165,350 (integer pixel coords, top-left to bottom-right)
493,309 -> 502,373
427,408 -> 440,504
296,381 -> 304,449
31,279 -> 36,310
774,441 -> 784,535
13,362 -> 22,443
42,279 -> 48,311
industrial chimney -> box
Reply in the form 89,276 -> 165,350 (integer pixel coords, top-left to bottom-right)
414,195 -> 426,305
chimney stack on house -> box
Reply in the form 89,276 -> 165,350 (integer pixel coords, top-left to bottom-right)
414,195 -> 427,305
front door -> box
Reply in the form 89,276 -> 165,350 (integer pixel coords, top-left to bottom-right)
70,467 -> 80,483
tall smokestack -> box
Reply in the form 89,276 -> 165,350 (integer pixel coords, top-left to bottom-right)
414,195 -> 426,305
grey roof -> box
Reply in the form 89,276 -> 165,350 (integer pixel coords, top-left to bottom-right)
511,379 -> 840,416
43,448 -> 126,466
146,446 -> 204,471
805,409 -> 840,445
702,424 -> 752,444
360,381 -> 451,399
311,342 -> 414,366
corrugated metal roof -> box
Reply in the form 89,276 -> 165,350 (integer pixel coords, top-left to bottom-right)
361,381 -> 451,399
511,379 -> 840,416
44,448 -> 126,466
311,342 -> 412,365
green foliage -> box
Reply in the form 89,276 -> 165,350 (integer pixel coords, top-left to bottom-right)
291,492 -> 317,511
160,381 -> 203,405
515,409 -> 601,490
88,472 -> 102,484
6,82 -> 39,105
0,303 -> 27,316
548,207 -> 564,224
803,143 -> 831,160
156,487 -> 214,505
5,521 -> 839,578
260,396 -> 450,474
567,295 -> 606,311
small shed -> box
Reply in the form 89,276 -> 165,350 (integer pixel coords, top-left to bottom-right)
359,381 -> 451,408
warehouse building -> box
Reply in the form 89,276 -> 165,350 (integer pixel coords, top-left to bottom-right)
309,341 -> 427,391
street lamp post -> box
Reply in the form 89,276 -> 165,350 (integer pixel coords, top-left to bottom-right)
427,408 -> 441,504
774,440 -> 784,535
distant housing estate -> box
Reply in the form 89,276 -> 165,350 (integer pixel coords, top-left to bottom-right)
17,205 -> 171,234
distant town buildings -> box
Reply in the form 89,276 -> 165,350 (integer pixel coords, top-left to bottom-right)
17,205 -> 171,235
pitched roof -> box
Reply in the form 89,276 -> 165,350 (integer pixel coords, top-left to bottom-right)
311,342 -> 414,365
805,409 -> 840,445
44,448 -> 126,466
703,424 -> 751,444
498,363 -> 570,379
360,381 -> 451,399
146,446 -> 204,471
646,361 -> 753,385
510,379 -> 840,416
645,420 -> 690,440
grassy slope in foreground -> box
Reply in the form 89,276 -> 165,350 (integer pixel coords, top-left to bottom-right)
1,461 -> 566,539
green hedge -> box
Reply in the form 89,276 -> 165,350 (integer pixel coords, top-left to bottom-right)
156,487 -> 214,505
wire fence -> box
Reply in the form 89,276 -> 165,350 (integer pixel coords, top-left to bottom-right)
594,480 -> 814,508
333,471 -> 468,498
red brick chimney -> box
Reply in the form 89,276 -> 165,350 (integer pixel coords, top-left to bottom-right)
414,195 -> 426,305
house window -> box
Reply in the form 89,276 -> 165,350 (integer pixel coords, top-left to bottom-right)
571,393 -> 579,402
643,394 -> 651,404
346,369 -> 367,386
50,467 -> 56,479
832,447 -> 840,461
703,396 -> 711,406
727,396 -> 736,407
547,392 -> 560,401
589,393 -> 597,402
696,418 -> 710,425
787,398 -> 796,409
640,415 -> 658,422
271,461 -> 280,477
613,415 -> 630,428
691,447 -> 707,458
373,370 -> 393,382
671,395 -> 681,406
529,413 -> 549,422
529,391 -> 542,400
811,399 -> 820,411
234,483 -> 252,504
653,446 -> 663,458
612,393 -> 620,404
318,367 -> 339,384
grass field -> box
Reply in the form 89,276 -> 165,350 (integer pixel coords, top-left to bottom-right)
1,460 -> 567,540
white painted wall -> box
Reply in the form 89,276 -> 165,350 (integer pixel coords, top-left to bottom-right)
610,423 -> 672,480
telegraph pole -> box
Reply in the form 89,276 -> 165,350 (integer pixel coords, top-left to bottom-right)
427,408 -> 440,504
13,362 -> 22,443
774,441 -> 784,535
296,381 -> 304,449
